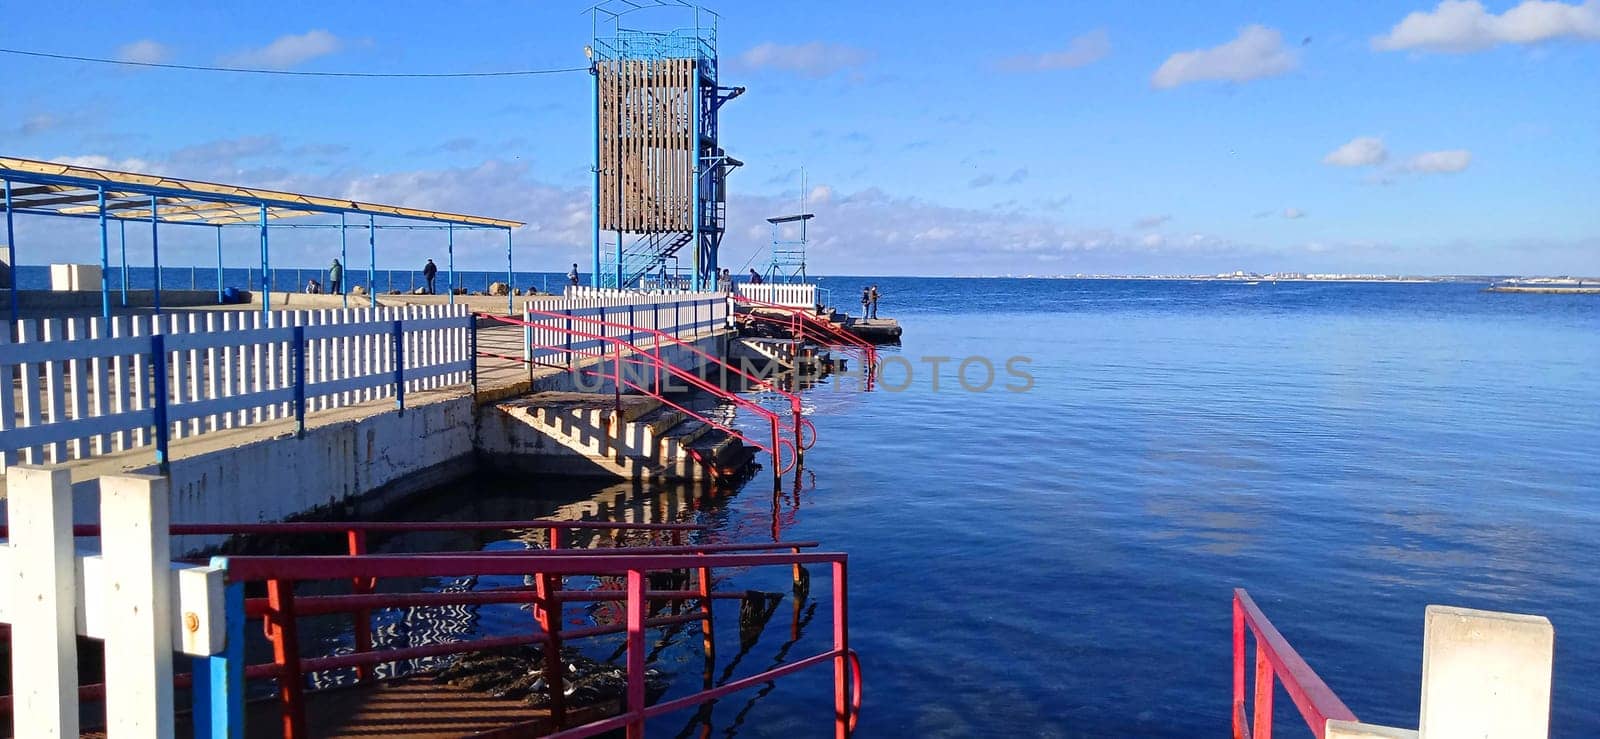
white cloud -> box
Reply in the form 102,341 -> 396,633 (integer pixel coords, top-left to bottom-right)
734,42 -> 872,77
1373,0 -> 1600,53
50,154 -> 159,173
807,184 -> 834,205
996,29 -> 1111,71
1323,136 -> 1389,167
18,114 -> 60,136
1283,207 -> 1307,219
1134,214 -> 1172,229
1404,149 -> 1473,172
1152,25 -> 1298,89
222,30 -> 342,69
117,39 -> 170,64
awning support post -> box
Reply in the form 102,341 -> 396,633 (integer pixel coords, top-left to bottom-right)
4,179 -> 16,324
150,195 -> 162,314
258,204 -> 270,312
97,186 -> 110,319
447,223 -> 455,306
367,215 -> 376,308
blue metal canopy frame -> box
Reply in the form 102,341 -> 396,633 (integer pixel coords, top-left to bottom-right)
1,156 -> 523,321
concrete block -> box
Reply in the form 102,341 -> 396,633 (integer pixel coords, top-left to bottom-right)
49,263 -> 101,292
1420,605 -> 1553,739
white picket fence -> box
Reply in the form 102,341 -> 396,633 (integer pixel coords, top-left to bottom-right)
0,305 -> 474,468
735,283 -> 817,309
524,288 -> 730,366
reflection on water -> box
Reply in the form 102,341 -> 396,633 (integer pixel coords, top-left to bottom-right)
281,472 -> 827,735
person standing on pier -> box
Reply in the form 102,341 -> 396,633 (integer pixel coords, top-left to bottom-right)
328,258 -> 343,295
861,286 -> 870,318
569,263 -> 580,287
423,258 -> 438,294
869,284 -> 881,319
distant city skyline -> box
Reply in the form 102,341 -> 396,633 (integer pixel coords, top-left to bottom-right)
2,1 -> 1596,276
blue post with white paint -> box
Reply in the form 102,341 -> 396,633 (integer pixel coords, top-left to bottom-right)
506,228 -> 514,315
151,334 -> 170,474
392,320 -> 405,415
447,223 -> 455,305
193,566 -> 245,739
591,59 -> 602,287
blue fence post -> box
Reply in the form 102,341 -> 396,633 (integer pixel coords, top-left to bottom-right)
292,325 -> 306,438
193,565 -> 245,739
151,334 -> 170,474
564,309 -> 574,372
469,317 -> 478,396
392,320 -> 405,415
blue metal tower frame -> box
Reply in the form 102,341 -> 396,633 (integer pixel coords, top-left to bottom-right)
589,1 -> 742,291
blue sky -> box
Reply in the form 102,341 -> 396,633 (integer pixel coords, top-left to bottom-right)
3,1 -> 1597,275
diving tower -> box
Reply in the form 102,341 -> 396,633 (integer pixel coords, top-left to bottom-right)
588,1 -> 743,290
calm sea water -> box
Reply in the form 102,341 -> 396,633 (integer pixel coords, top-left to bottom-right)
370,278 -> 1600,737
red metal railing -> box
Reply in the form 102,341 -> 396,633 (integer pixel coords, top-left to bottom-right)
479,310 -> 814,478
0,518 -> 707,713
1232,588 -> 1357,739
732,293 -> 879,368
224,548 -> 858,738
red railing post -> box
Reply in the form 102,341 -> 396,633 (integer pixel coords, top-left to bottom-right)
1253,644 -> 1275,739
697,561 -> 716,689
833,559 -> 851,739
1233,592 -> 1247,739
266,578 -> 308,739
771,420 -> 783,489
348,528 -> 374,682
538,526 -> 567,727
626,568 -> 647,739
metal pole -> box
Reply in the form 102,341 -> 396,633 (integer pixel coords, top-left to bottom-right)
447,223 -> 455,305
3,179 -> 16,324
339,213 -> 348,308
215,226 -> 224,304
119,220 -> 127,306
591,61 -> 602,287
258,204 -> 270,312
690,61 -> 703,292
97,186 -> 110,318
506,228 -> 514,315
150,195 -> 162,314
367,215 -> 376,308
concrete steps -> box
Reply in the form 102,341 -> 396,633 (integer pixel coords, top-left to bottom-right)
476,392 -> 758,483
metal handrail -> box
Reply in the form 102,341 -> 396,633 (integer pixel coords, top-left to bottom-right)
732,293 -> 878,365
482,310 -> 808,477
220,549 -> 854,738
1232,588 -> 1358,739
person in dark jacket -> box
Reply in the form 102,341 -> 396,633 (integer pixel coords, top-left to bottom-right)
423,259 -> 438,294
869,284 -> 881,319
748,268 -> 763,284
568,263 -> 580,286
328,259 -> 343,295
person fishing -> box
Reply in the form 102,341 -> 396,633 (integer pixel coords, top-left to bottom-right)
568,263 -> 580,286
422,258 -> 438,295
748,268 -> 763,284
869,284 -> 881,319
861,286 -> 871,318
